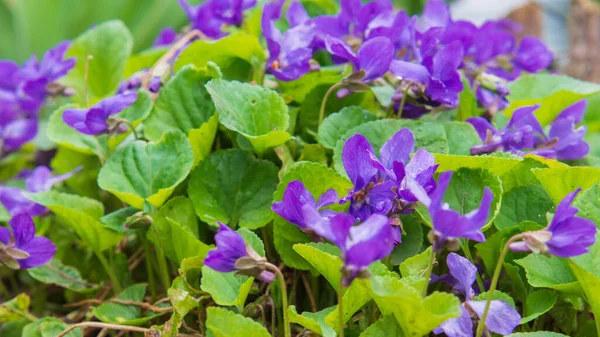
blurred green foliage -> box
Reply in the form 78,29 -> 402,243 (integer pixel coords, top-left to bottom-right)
0,0 -> 201,62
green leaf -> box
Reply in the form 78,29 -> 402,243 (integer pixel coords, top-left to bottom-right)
456,76 -> 480,121
27,259 -> 99,293
278,66 -> 346,103
201,228 -> 265,309
389,214 -> 424,265
474,290 -> 516,308
318,106 -> 376,149
206,307 -> 271,337
0,294 -> 31,323
22,317 -> 82,337
98,130 -> 194,209
188,149 -> 279,229
573,182 -> 600,227
206,79 -> 290,153
288,306 -> 336,337
299,144 -> 328,165
515,254 -> 582,296
93,283 -> 166,325
50,146 -> 101,198
25,191 -> 123,253
107,89 -> 154,148
504,262 -> 529,303
433,153 -> 522,177
417,168 -> 502,230
293,243 -> 343,291
333,119 -> 449,175
506,74 -> 600,126
273,162 -> 351,270
399,247 -> 432,293
569,232 -> 600,328
368,275 -> 461,337
359,315 -> 402,337
149,197 -> 211,264
500,157 -> 550,192
100,207 -> 138,234
476,221 -> 543,275
532,167 -> 600,204
167,287 -> 198,316
520,289 -> 558,323
63,20 -> 133,102
441,121 -> 481,155
495,185 -> 555,230
175,33 -> 265,82
144,65 -> 218,166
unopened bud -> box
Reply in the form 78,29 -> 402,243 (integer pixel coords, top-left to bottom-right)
124,211 -> 153,229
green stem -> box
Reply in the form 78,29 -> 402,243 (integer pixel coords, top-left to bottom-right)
318,82 -> 344,127
421,250 -> 436,297
155,245 -> 171,292
338,279 -> 345,337
118,118 -> 140,140
475,234 -> 523,337
395,85 -> 410,119
95,250 -> 122,294
266,263 -> 291,337
461,241 -> 485,293
142,239 -> 156,300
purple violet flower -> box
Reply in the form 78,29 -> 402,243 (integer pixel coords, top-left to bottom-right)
262,0 -> 316,81
271,180 -> 338,239
0,213 -> 57,270
434,253 -> 521,337
62,91 -> 137,135
409,171 -> 493,252
179,0 -> 256,39
204,223 -> 275,282
509,188 -> 597,258
416,0 -> 451,33
0,118 -> 38,154
153,27 -> 178,47
391,41 -> 464,109
302,210 -> 394,286
468,101 -> 589,160
0,166 -> 80,217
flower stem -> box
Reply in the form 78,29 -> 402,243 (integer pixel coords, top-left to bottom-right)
318,82 -> 343,128
142,238 -> 156,300
475,234 -> 523,337
155,244 -> 172,292
265,263 -> 291,337
338,279 -> 345,337
95,250 -> 122,294
421,249 -> 436,297
395,86 -> 409,119
461,240 -> 485,293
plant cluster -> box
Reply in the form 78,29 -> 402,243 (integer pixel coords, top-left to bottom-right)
0,0 -> 599,337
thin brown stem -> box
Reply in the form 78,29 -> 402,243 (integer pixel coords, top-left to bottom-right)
64,298 -> 172,313
301,273 -> 317,312
57,322 -> 150,337
141,30 -> 206,88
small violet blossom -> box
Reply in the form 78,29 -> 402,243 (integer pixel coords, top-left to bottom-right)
434,253 -> 521,337
262,0 -> 316,81
0,213 -> 57,270
509,188 -> 596,258
302,210 -> 395,286
468,101 -> 589,160
63,91 -> 137,135
204,223 -> 275,283
179,0 -> 256,39
153,27 -> 178,47
0,166 -> 80,217
271,180 -> 338,239
409,171 -> 493,252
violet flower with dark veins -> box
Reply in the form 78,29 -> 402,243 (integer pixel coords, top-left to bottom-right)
509,188 -> 596,258
63,91 -> 137,135
271,180 -> 338,239
409,171 -> 493,252
262,0 -> 316,81
204,223 -> 275,282
434,253 -> 521,337
0,213 -> 57,270
0,166 -> 80,217
179,0 -> 256,39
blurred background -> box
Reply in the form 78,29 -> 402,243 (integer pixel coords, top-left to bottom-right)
0,0 -> 597,81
